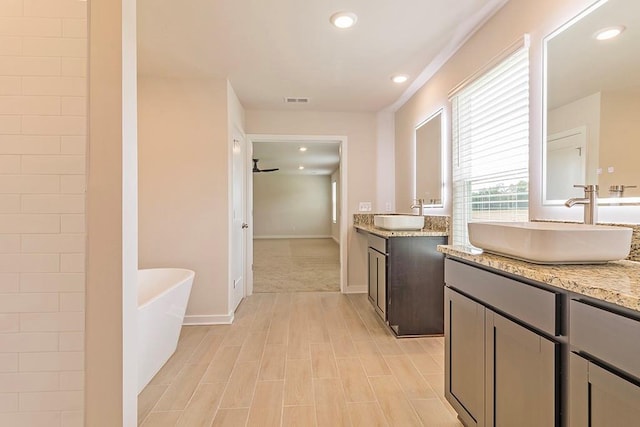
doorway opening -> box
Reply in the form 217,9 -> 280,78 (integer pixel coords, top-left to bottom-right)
245,134 -> 348,295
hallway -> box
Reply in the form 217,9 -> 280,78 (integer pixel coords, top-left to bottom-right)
138,292 -> 460,426
253,239 -> 341,293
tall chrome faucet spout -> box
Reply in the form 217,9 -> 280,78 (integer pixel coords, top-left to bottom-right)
565,185 -> 598,224
411,199 -> 425,216
564,197 -> 588,208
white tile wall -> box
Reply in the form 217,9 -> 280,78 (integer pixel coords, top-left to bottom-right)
0,0 -> 86,425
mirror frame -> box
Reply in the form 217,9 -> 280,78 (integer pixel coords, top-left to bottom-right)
414,108 -> 445,208
542,0 -> 640,206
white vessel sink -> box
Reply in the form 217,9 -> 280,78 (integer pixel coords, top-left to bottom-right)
374,215 -> 424,231
468,221 -> 632,264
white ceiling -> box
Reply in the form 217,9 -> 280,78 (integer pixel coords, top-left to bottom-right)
137,0 -> 506,112
252,141 -> 340,176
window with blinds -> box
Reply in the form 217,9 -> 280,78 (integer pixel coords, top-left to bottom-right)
451,46 -> 530,246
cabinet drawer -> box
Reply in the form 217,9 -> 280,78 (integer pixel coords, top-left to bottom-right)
570,299 -> 640,379
368,234 -> 387,254
445,258 -> 560,336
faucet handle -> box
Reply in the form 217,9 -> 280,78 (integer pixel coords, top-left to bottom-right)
573,184 -> 599,193
609,185 -> 637,196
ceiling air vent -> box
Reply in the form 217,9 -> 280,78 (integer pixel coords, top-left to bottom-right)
284,97 -> 310,104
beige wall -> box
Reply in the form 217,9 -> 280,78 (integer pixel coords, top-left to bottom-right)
376,111 -> 396,213
253,174 -> 331,238
227,81 -> 245,136
86,0 -> 139,424
394,0 -> 602,223
138,77 -> 233,318
245,110 -> 377,290
599,90 -> 640,198
0,0 -> 90,425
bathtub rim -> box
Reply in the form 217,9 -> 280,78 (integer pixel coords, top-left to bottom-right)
137,267 -> 195,309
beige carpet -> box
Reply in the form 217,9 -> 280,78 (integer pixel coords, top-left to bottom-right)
253,238 -> 340,293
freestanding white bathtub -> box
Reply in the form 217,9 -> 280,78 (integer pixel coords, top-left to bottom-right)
137,268 -> 195,394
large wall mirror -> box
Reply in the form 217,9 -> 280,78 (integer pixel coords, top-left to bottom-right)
543,0 -> 640,205
415,109 -> 443,207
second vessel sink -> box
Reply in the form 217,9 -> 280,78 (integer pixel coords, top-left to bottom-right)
374,215 -> 424,231
468,221 -> 632,264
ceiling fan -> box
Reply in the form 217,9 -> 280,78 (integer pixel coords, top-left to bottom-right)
252,159 -> 279,173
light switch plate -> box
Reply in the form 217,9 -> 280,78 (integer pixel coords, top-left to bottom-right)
358,202 -> 372,212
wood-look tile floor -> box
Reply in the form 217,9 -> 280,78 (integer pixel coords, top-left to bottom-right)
138,292 -> 462,427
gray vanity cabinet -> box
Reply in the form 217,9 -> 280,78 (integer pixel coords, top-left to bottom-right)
363,230 -> 446,336
569,299 -> 640,426
444,259 -> 561,427
445,288 -> 485,427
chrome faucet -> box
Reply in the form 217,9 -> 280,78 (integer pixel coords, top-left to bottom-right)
609,184 -> 637,198
565,184 -> 598,224
411,198 -> 425,216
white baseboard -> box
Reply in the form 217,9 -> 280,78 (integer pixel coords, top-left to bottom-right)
343,285 -> 367,294
254,235 -> 332,240
183,312 -> 234,325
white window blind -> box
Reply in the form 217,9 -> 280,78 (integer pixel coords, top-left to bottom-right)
451,46 -> 529,246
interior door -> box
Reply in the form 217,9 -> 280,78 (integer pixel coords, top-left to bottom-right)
231,133 -> 246,311
546,128 -> 586,201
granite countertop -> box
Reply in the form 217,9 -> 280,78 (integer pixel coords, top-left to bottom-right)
353,213 -> 450,237
354,223 -> 449,238
438,245 -> 640,312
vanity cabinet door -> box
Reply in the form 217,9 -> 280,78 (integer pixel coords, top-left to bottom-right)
570,352 -> 640,427
367,248 -> 386,320
486,310 -> 558,427
445,288 -> 485,427
368,248 -> 377,305
375,251 -> 386,318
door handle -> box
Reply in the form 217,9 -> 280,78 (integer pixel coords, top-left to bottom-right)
241,223 -> 249,229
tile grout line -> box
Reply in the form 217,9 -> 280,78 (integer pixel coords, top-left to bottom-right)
347,295 -> 393,427
243,294 -> 275,427
139,326 -> 212,426
183,331 -> 231,426
203,311 -> 255,426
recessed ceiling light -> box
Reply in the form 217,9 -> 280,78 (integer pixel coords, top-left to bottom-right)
330,12 -> 357,29
391,74 -> 409,84
299,147 -> 307,152
594,25 -> 625,41
298,166 -> 305,170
